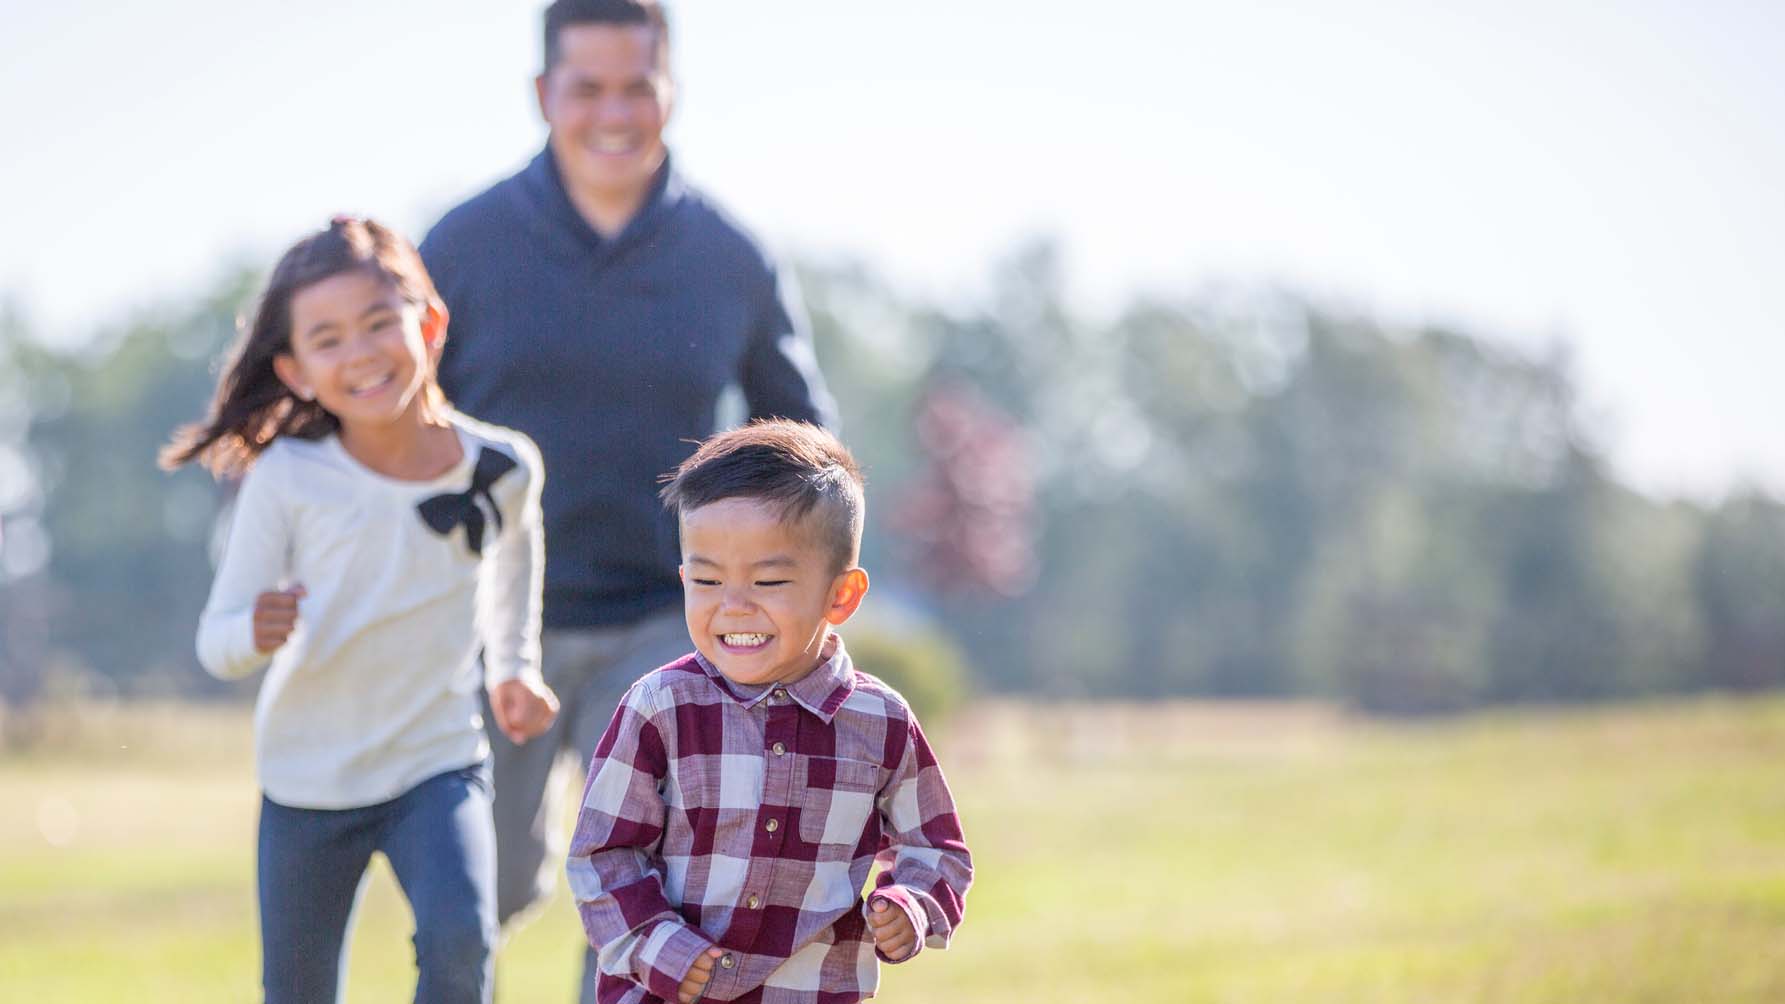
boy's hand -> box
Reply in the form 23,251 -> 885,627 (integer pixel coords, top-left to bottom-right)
677,946 -> 725,1004
251,586 -> 306,653
490,678 -> 560,745
867,896 -> 917,961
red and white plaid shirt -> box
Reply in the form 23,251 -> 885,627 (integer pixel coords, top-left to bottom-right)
567,635 -> 972,1004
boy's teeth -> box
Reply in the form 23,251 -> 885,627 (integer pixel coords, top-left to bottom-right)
722,633 -> 769,646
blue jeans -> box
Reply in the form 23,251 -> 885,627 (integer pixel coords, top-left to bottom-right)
257,763 -> 497,1004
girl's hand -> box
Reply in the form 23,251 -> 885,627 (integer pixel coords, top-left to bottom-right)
251,586 -> 306,654
867,896 -> 917,961
489,678 -> 560,745
677,947 -> 724,1004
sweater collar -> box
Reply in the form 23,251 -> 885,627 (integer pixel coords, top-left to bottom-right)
525,142 -> 683,256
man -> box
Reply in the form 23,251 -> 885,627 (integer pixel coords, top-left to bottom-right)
419,1 -> 835,997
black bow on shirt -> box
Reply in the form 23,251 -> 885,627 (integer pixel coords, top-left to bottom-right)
416,448 -> 517,556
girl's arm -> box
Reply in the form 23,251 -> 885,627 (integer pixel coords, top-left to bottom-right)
477,436 -> 545,687
866,710 -> 974,962
567,681 -> 716,1000
196,457 -> 291,680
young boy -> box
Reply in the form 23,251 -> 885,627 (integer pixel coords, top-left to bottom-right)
566,420 -> 972,1004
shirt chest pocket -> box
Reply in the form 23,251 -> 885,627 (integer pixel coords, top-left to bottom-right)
798,756 -> 882,848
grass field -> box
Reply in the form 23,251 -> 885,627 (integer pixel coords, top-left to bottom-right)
3,696 -> 1784,1002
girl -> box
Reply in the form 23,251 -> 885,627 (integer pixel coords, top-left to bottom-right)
163,216 -> 559,1003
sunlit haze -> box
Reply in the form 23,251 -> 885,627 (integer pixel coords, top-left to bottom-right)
2,0 -> 1779,500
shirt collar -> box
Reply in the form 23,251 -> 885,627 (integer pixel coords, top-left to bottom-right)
693,634 -> 857,724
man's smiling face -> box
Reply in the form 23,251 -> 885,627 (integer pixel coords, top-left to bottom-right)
537,23 -> 672,213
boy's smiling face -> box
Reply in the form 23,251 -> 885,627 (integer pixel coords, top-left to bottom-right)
679,497 -> 868,689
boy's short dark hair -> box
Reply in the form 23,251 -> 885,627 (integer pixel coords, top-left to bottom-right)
543,0 -> 670,73
661,420 -> 865,572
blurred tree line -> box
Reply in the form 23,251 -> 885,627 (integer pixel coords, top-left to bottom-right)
1,243 -> 1781,714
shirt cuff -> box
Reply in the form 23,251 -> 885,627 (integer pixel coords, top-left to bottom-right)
200,607 -> 271,681
482,652 -> 546,688
865,886 -> 930,964
635,921 -> 716,1002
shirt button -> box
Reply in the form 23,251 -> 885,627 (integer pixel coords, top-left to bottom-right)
746,894 -> 761,909
720,953 -> 736,970
765,818 -> 779,833
773,688 -> 788,702
771,742 -> 786,756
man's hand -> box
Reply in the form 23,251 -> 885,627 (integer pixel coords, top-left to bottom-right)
489,677 -> 560,745
251,586 -> 306,654
678,946 -> 725,1004
867,896 -> 917,961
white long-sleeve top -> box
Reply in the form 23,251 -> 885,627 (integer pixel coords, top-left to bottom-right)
197,412 -> 544,809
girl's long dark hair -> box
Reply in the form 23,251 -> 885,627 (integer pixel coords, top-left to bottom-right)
160,217 -> 445,478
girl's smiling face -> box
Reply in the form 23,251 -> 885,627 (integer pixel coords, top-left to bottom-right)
274,270 -> 442,435
679,497 -> 868,689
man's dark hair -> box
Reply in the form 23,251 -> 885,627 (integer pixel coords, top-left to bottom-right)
543,0 -> 671,73
661,420 -> 865,572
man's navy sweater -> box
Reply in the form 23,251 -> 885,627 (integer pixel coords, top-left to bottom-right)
420,148 -> 835,628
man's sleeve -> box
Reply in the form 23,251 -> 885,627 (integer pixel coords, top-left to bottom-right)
866,711 -> 973,962
740,256 -> 838,429
567,683 -> 716,998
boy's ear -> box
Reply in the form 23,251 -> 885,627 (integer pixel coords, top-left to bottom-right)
271,352 -> 312,401
824,568 -> 869,626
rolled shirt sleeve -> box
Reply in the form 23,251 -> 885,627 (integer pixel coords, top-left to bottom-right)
567,681 -> 716,996
868,713 -> 973,961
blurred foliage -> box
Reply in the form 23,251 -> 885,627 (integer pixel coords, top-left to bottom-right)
1,242 -> 1781,714
804,240 -> 1784,712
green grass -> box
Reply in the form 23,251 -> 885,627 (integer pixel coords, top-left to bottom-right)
3,697 -> 1783,1002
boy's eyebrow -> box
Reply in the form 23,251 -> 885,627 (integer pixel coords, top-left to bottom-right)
684,554 -> 798,569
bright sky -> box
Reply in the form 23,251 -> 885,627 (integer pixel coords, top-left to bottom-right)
2,0 -> 1780,501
